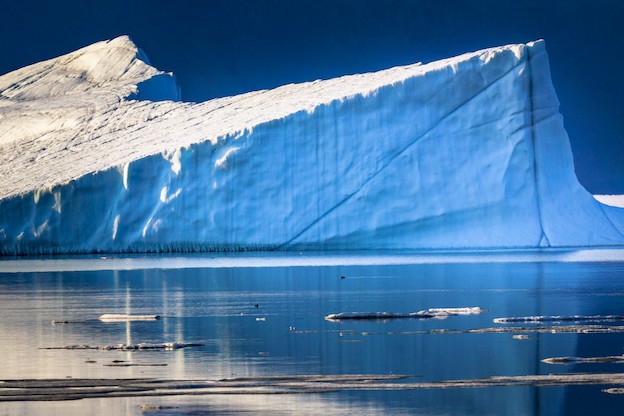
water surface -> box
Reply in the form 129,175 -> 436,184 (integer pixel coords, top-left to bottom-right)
1,252 -> 624,415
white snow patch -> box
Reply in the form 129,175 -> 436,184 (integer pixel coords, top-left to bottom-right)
159,187 -> 168,203
159,186 -> 181,204
33,189 -> 42,205
141,218 -> 152,238
33,220 -> 48,238
122,163 -> 130,190
163,148 -> 183,175
594,195 -> 624,208
151,218 -> 163,233
112,215 -> 120,240
141,217 -> 163,237
215,147 -> 240,169
52,191 -> 61,213
511,44 -> 524,60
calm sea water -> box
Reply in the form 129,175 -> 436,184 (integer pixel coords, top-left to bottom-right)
1,251 -> 624,415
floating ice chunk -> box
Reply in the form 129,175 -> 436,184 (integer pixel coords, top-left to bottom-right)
42,341 -> 203,350
98,314 -> 160,321
326,307 -> 484,321
417,307 -> 484,316
325,312 -> 419,320
542,355 -> 624,365
494,315 -> 624,324
51,319 -> 85,325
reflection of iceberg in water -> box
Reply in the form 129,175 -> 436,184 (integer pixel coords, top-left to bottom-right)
3,259 -> 618,414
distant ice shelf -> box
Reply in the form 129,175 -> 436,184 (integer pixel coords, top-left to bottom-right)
0,36 -> 623,254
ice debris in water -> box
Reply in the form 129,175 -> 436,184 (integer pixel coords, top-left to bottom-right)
42,342 -> 203,351
325,307 -> 483,320
419,307 -> 484,316
542,355 -> 624,365
98,314 -> 160,321
493,315 -> 624,324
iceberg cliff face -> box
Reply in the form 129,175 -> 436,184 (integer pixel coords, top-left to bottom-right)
0,36 -> 622,254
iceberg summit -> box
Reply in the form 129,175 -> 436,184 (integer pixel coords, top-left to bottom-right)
0,36 -> 623,254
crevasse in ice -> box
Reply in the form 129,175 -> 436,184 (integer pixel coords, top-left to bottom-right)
0,36 -> 622,254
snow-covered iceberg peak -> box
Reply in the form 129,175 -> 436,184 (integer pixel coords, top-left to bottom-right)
0,38 -> 623,254
0,35 -> 179,101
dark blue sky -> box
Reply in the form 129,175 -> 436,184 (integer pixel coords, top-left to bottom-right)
2,0 -> 622,193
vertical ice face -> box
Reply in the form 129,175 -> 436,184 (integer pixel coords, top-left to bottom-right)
525,41 -> 624,246
0,37 -> 622,254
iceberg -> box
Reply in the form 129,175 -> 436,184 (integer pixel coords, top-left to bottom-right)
0,36 -> 623,254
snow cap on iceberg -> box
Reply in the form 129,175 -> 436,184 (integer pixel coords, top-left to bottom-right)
0,35 -> 180,101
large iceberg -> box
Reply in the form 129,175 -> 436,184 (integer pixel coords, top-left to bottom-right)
0,36 -> 623,254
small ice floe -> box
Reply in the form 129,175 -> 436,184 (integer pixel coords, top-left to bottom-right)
42,342 -> 203,351
140,404 -> 178,411
542,354 -> 624,365
104,342 -> 200,351
494,315 -> 624,324
104,363 -> 168,367
325,312 -> 417,321
325,307 -> 483,321
98,314 -> 160,322
417,307 -> 484,316
603,388 -> 624,395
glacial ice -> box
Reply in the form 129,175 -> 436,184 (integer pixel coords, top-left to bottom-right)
0,36 -> 623,254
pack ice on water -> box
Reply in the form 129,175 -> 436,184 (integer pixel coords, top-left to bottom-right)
0,36 -> 623,254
